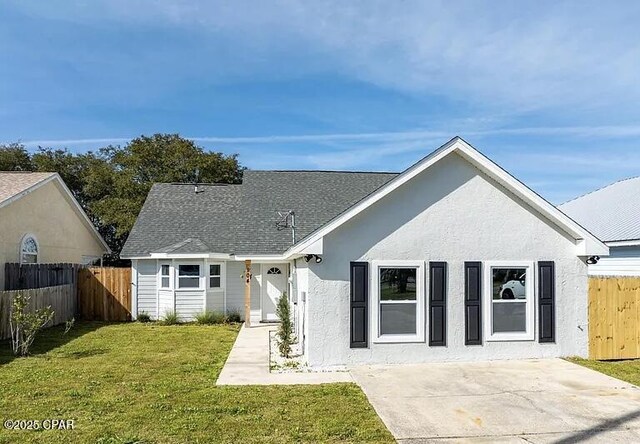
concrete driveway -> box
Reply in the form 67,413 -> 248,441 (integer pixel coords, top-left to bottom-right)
351,359 -> 640,443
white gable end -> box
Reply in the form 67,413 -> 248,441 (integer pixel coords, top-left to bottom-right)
288,138 -> 607,258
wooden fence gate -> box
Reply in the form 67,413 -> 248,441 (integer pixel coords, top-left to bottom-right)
589,276 -> 640,360
77,267 -> 132,321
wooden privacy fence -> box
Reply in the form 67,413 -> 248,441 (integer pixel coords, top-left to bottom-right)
77,267 -> 131,321
0,284 -> 76,340
589,276 -> 640,360
4,263 -> 80,291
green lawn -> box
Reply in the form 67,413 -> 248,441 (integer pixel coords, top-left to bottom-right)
0,322 -> 392,444
568,357 -> 640,386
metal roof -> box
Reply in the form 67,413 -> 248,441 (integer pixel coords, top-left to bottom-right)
559,176 -> 640,243
120,170 -> 397,257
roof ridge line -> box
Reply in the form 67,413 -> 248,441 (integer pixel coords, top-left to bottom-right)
560,175 -> 640,206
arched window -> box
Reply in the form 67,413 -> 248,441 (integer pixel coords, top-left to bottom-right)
267,267 -> 282,275
20,235 -> 39,264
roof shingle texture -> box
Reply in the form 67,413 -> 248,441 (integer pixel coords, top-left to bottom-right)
559,176 -> 640,242
0,172 -> 56,204
120,170 -> 398,257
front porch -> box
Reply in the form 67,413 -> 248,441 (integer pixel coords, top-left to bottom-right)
242,260 -> 291,326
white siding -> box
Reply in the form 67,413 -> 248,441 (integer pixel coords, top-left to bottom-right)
306,153 -> 589,367
226,260 -> 261,319
206,290 -> 224,312
175,290 -> 204,321
137,260 -> 157,319
158,289 -> 173,318
589,246 -> 640,276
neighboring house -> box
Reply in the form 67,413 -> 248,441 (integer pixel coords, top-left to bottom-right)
121,137 -> 607,366
0,172 -> 110,289
559,176 -> 640,276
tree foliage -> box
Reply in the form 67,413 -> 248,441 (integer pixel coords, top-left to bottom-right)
0,134 -> 243,262
0,143 -> 32,171
276,292 -> 293,358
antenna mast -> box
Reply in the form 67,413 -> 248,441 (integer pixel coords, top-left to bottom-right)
275,210 -> 296,244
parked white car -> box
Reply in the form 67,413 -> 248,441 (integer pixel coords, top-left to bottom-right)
499,273 -> 526,299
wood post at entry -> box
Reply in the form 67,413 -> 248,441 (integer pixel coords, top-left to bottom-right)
244,259 -> 252,327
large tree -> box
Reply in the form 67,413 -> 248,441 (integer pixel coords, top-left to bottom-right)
89,134 -> 243,249
0,135 -> 243,262
0,143 -> 33,171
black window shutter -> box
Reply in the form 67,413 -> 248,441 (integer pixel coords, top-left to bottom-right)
464,262 -> 482,345
538,261 -> 555,343
350,262 -> 369,348
429,262 -> 447,346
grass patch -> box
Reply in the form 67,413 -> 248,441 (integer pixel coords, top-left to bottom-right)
568,357 -> 640,386
194,310 -> 225,325
0,322 -> 392,443
159,310 -> 180,325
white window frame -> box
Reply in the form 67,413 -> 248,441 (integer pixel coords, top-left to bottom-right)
159,261 -> 171,289
176,263 -> 203,290
371,260 -> 425,343
19,233 -> 39,264
483,260 -> 535,342
208,262 -> 224,290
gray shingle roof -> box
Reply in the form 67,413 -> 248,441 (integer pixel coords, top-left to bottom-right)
558,176 -> 640,243
120,170 -> 397,257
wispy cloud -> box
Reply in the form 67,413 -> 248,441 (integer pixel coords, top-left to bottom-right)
12,1 -> 640,112
14,124 -> 640,148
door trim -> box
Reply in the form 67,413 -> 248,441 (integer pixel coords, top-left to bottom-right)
260,263 -> 288,321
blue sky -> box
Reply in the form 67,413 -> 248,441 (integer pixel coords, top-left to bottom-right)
1,1 -> 639,203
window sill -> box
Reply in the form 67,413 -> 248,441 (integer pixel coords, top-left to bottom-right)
373,334 -> 425,344
486,333 -> 534,342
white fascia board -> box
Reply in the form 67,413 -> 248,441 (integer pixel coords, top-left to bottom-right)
285,137 -> 608,258
577,239 -> 609,257
148,252 -> 232,259
232,254 -> 288,262
454,142 -> 609,256
606,239 -> 640,247
285,138 -> 460,256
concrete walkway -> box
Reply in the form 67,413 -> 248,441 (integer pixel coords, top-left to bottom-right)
351,358 -> 640,443
216,323 -> 353,385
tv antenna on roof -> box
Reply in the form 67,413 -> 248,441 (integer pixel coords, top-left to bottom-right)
194,168 -> 202,194
275,210 -> 296,245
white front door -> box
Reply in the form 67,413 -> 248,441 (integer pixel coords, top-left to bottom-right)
262,264 -> 286,321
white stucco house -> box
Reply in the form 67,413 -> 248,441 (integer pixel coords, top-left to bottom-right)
121,137 -> 607,367
559,176 -> 640,276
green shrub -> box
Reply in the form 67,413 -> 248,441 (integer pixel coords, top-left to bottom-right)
225,309 -> 242,324
137,312 -> 152,323
160,310 -> 180,325
9,291 -> 55,356
275,293 -> 293,358
195,310 -> 225,325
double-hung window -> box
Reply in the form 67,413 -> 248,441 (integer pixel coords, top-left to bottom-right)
484,261 -> 534,341
160,264 -> 170,288
177,264 -> 201,289
372,261 -> 425,343
209,264 -> 222,289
